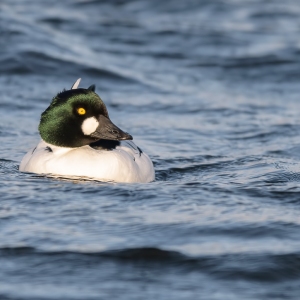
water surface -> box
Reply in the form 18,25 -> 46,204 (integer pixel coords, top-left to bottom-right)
1,0 -> 300,299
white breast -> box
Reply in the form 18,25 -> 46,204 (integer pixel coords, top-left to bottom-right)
19,140 -> 155,183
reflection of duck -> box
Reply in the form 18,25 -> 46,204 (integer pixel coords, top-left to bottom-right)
20,79 -> 155,183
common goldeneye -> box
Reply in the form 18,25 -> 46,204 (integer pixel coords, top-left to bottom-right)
19,79 -> 155,183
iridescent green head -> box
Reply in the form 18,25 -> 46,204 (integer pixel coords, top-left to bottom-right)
39,79 -> 132,148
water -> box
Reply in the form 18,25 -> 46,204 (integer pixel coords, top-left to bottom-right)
1,0 -> 300,299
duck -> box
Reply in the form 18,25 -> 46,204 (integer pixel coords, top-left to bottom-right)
19,78 -> 155,183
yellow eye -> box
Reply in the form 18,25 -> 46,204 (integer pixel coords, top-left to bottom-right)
77,107 -> 86,115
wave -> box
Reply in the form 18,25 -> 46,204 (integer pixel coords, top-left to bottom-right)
0,159 -> 19,174
0,246 -> 185,263
1,246 -> 300,281
0,51 -> 136,84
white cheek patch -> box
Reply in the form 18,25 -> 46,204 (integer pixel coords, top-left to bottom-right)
81,117 -> 99,135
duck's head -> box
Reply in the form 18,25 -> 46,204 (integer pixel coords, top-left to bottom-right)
39,79 -> 132,148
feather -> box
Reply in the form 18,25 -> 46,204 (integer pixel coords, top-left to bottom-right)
71,78 -> 81,89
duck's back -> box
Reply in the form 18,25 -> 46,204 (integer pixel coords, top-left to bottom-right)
20,140 -> 155,183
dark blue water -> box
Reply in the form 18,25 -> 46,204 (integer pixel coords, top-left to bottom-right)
1,0 -> 300,299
